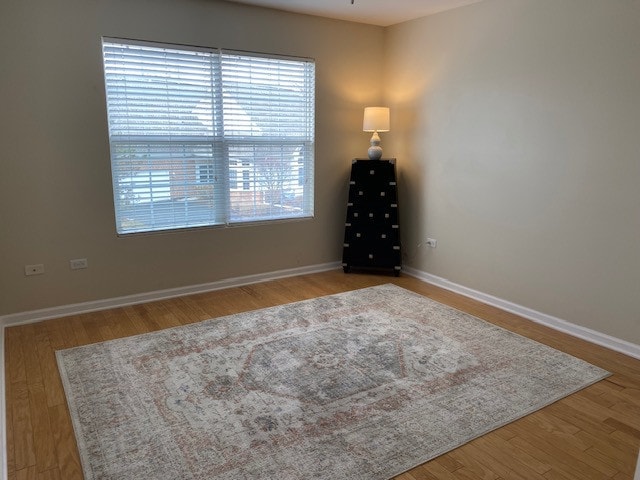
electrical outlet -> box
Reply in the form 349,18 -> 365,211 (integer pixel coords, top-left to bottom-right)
426,238 -> 437,248
25,264 -> 45,276
70,258 -> 88,270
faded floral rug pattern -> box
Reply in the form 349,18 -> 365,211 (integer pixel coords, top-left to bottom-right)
56,284 -> 609,480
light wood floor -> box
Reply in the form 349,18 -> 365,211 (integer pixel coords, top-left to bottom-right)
5,270 -> 640,479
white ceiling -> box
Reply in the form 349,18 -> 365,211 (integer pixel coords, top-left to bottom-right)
224,0 -> 484,27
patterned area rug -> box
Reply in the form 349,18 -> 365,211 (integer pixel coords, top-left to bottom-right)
56,284 -> 609,479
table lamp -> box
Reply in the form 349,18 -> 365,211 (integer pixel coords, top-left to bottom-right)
363,106 -> 390,160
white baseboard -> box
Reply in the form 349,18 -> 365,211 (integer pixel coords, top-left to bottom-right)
0,262 -> 342,328
403,266 -> 640,360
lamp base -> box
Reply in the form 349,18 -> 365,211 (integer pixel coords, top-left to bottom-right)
367,146 -> 383,160
367,130 -> 383,160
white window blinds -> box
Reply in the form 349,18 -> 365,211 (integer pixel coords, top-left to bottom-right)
102,38 -> 315,234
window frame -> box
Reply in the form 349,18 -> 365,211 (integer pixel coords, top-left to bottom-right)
102,37 -> 316,236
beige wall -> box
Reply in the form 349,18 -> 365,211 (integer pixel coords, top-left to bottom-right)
2,0 -> 639,348
0,0 -> 384,314
385,0 -> 640,344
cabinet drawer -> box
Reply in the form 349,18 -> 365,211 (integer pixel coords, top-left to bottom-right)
345,207 -> 398,227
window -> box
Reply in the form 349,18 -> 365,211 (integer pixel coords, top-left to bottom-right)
196,163 -> 215,184
102,38 -> 315,234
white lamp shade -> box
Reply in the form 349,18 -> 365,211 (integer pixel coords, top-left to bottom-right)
363,107 -> 390,132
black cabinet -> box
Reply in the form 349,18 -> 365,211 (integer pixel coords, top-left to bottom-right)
342,159 -> 401,276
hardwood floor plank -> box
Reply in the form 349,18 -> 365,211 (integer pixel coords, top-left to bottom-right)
6,327 -> 26,384
603,417 -> 640,440
507,420 -> 618,479
41,319 -> 70,351
141,301 -> 183,331
492,426 -> 517,441
543,468 -> 581,480
578,386 -> 618,409
15,466 -> 37,480
607,373 -> 640,390
575,429 -> 639,468
517,415 -> 592,452
446,445 -> 501,480
585,446 -> 635,476
48,404 -> 83,480
570,389 -> 640,429
451,467 -> 500,480
590,379 -> 623,395
434,454 -> 464,473
524,409 -> 582,437
544,401 -> 617,437
472,434 -> 549,479
455,441 -> 532,480
122,304 -> 158,334
480,429 -> 551,475
65,316 -> 92,347
5,375 -> 16,475
506,435 -> 586,480
19,325 -> 44,387
612,474 -> 634,480
171,295 -> 215,324
602,378 -> 626,391
32,328 -> 65,409
613,387 -> 640,404
99,307 -> 141,340
73,312 -> 108,345
393,473 -> 420,480
416,460 -> 460,479
609,429 -> 640,450
610,400 -> 640,424
95,312 -> 118,341
36,468 -> 61,480
158,297 -> 206,326
11,380 -> 36,471
27,382 -> 57,473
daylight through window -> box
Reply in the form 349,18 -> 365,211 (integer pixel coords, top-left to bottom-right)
102,38 -> 315,234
